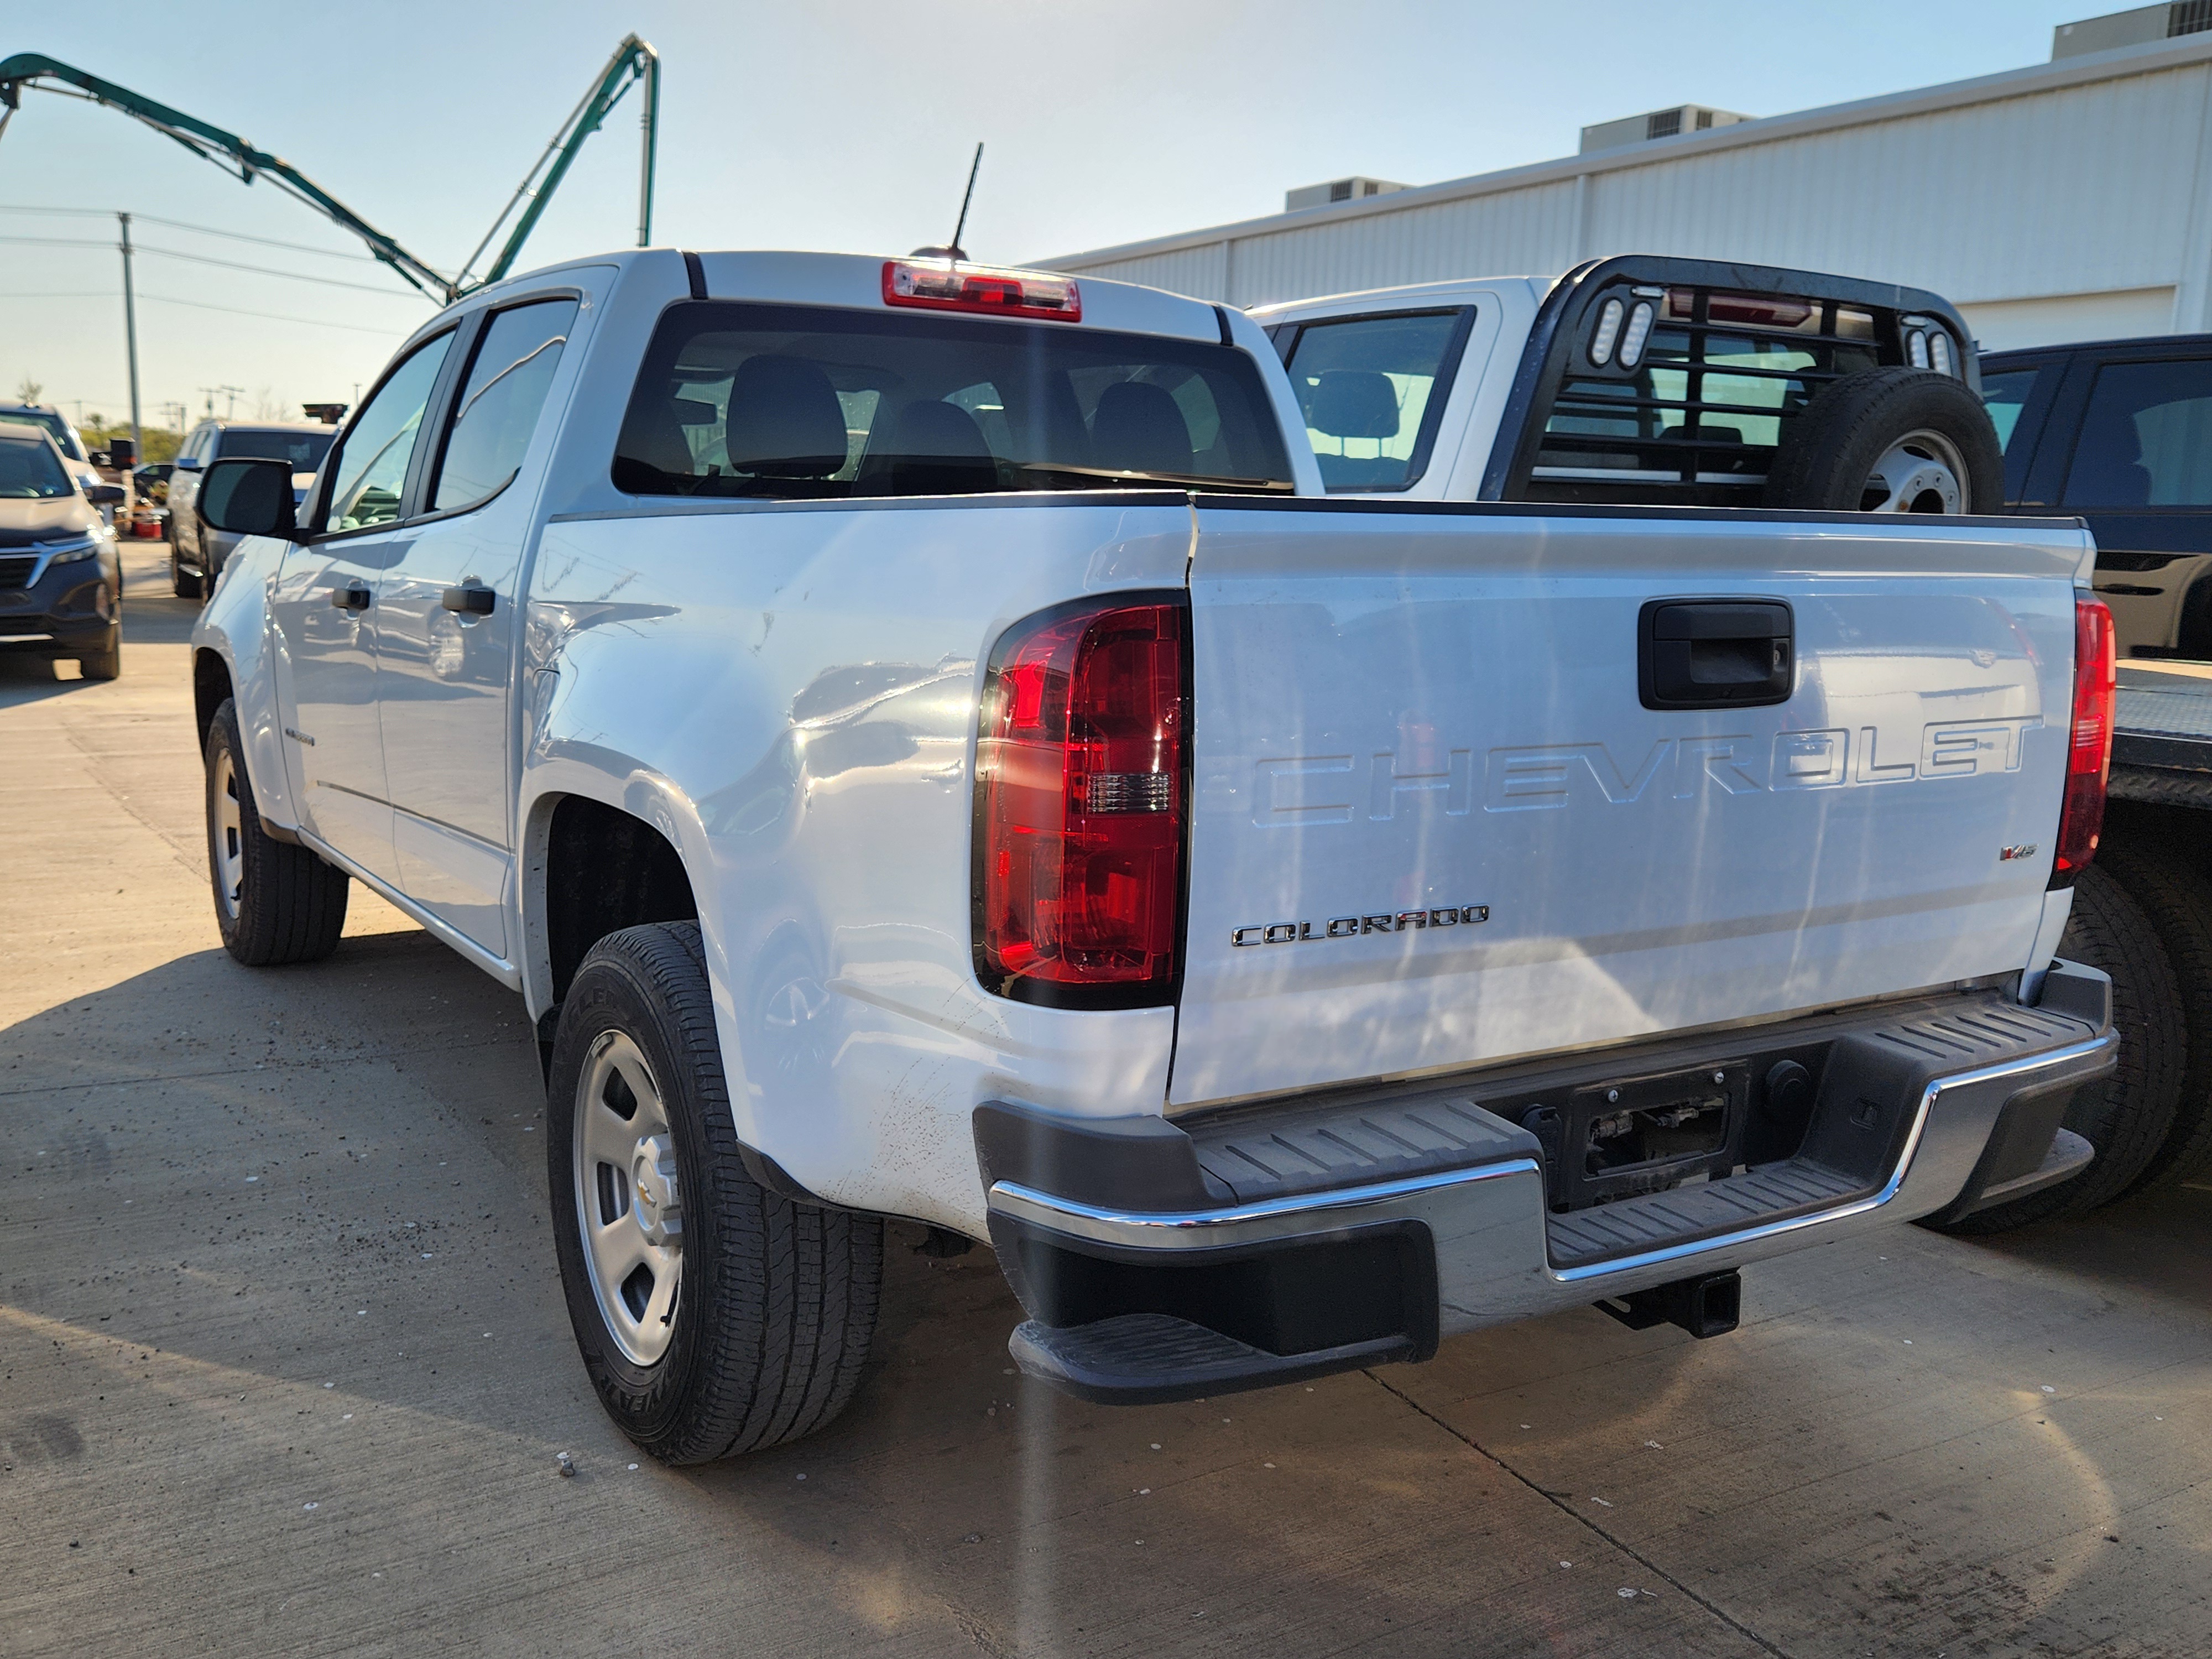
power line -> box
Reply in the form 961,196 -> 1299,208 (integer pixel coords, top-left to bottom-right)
0,202 -> 381,262
141,291 -> 406,335
138,243 -> 427,296
0,288 -> 404,334
0,232 -> 426,296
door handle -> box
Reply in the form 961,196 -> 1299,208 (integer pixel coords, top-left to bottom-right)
441,585 -> 496,616
331,583 -> 372,612
1639,599 -> 1794,710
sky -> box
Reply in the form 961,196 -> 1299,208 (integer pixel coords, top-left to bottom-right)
0,0 -> 2114,435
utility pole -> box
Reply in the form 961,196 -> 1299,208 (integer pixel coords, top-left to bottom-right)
117,211 -> 142,458
637,48 -> 658,247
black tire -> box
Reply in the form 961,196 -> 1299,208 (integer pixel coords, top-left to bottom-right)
171,549 -> 202,600
2095,831 -> 2212,1188
1762,367 -> 2004,514
1934,865 -> 2185,1234
77,616 -> 121,681
547,921 -> 883,1464
203,697 -> 349,965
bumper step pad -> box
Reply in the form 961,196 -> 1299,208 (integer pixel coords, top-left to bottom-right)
1009,1313 -> 1410,1405
1546,1160 -> 1864,1268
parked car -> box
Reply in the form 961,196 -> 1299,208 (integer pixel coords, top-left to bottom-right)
1954,332 -> 2212,1221
0,401 -> 104,498
190,248 -> 2114,1464
0,421 -> 123,679
169,419 -> 336,598
1249,259 -> 2001,512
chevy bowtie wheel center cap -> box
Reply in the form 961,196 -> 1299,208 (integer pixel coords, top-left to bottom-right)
632,1135 -> 681,1248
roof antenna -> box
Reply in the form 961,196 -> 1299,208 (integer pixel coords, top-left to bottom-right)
911,142 -> 983,261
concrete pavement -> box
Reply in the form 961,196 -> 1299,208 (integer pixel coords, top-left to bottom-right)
2,540 -> 2207,1657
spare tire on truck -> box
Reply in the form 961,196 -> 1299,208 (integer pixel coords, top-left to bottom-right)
1763,367 -> 2004,515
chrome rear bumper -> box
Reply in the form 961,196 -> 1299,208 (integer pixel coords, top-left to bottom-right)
983,964 -> 2117,1401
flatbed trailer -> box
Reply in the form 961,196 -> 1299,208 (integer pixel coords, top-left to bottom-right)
2112,662 -> 2212,805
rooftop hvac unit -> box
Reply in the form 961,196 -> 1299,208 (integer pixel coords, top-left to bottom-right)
1578,105 -> 1754,154
1284,176 -> 1411,212
2053,2 -> 2212,58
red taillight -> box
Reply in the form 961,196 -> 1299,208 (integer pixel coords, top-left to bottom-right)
2053,597 -> 2116,883
883,258 -> 1082,322
1666,287 -> 1813,330
975,598 -> 1187,1003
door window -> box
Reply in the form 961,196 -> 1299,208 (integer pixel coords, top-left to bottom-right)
1280,310 -> 1470,490
1979,368 -> 2042,453
2063,357 -> 2212,507
431,300 -> 579,512
324,332 -> 455,531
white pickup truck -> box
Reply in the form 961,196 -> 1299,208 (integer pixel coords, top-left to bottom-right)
190,248 -> 2116,1464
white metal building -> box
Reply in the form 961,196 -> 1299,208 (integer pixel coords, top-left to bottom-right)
1040,21 -> 2212,352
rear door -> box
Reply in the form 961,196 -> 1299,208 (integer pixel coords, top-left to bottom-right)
2031,347 -> 2212,660
1169,500 -> 2086,1109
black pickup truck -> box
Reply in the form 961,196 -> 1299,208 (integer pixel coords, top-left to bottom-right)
1966,333 -> 2212,1227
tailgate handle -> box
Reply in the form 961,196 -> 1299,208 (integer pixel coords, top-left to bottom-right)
1638,599 -> 1793,710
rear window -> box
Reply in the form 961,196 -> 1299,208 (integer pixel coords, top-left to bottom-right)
1277,309 -> 1471,491
612,301 -> 1292,499
0,435 -> 72,499
217,427 -> 335,469
1527,286 -> 1900,505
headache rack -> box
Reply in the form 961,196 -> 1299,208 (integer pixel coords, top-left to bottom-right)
1481,256 -> 1980,509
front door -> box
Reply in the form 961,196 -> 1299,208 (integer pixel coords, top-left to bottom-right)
376,296 -> 585,956
272,329 -> 457,883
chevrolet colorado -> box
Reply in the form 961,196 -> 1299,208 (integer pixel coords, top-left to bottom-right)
189,248 -> 2116,1463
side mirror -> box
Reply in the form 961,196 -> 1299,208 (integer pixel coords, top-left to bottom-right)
84,482 -> 126,507
199,458 -> 300,538
175,456 -> 203,472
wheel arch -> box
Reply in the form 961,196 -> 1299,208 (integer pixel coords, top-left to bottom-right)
192,645 -> 233,755
189,542 -> 302,837
520,778 -> 707,1023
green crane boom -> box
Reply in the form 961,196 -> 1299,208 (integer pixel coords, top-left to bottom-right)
460,34 -> 660,290
0,35 -> 660,306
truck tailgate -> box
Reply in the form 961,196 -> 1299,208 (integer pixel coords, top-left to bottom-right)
1170,502 -> 2093,1110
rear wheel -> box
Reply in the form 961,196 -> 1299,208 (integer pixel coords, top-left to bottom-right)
547,921 -> 883,1464
1934,865 -> 2184,1234
2095,828 -> 2212,1189
204,697 -> 349,964
1764,367 -> 2004,515
171,549 -> 202,600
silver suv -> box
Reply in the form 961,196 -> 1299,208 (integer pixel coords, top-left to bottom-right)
170,418 -> 336,598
